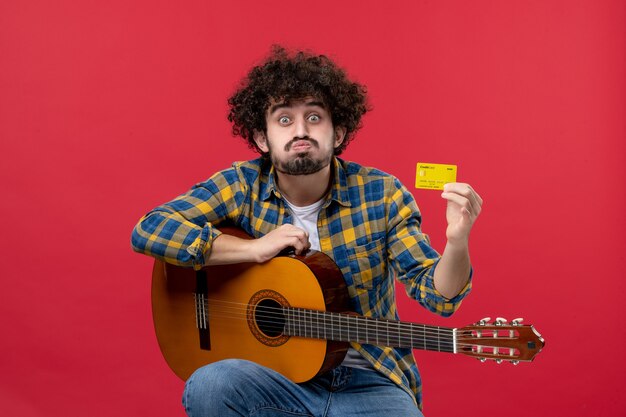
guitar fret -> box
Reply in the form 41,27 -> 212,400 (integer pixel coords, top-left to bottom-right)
426,325 -> 438,351
335,313 -> 340,341
347,314 -> 354,342
420,324 -> 428,350
437,327 -> 441,352
346,315 -> 351,341
374,318 -> 379,345
393,322 -> 400,347
293,308 -> 298,336
317,310 -> 322,339
387,322 -> 389,346
305,309 -> 310,338
316,310 -> 320,339
338,313 -> 342,341
339,313 -> 344,341
337,313 -> 343,341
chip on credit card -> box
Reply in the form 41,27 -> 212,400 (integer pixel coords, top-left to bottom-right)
415,163 -> 457,190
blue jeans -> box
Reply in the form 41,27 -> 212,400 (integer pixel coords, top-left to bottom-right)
182,359 -> 424,417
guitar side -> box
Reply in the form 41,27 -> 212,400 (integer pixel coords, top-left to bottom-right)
151,251 -> 351,382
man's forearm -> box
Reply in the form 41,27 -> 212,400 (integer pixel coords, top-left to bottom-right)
432,240 -> 472,299
204,234 -> 258,265
205,224 -> 311,266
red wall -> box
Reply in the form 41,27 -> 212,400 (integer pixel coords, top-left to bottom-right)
1,1 -> 624,415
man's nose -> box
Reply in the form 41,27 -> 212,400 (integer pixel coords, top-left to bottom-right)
293,117 -> 309,138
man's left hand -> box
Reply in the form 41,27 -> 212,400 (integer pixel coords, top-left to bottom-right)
441,183 -> 483,246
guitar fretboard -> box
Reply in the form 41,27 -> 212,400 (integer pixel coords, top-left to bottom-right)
283,307 -> 456,353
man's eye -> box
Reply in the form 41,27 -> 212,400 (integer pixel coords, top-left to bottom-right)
308,114 -> 320,122
278,116 -> 290,124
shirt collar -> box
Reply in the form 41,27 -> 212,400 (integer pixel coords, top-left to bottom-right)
260,157 -> 352,207
262,160 -> 280,201
327,157 -> 352,207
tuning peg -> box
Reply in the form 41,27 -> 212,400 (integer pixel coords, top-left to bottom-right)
478,317 -> 491,325
495,317 -> 507,326
496,359 -> 503,364
511,360 -> 520,365
478,358 -> 487,363
512,318 -> 524,326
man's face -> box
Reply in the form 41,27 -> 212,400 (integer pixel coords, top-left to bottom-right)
254,98 -> 345,176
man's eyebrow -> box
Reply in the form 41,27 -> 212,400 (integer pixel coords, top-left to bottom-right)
268,101 -> 326,115
268,103 -> 290,115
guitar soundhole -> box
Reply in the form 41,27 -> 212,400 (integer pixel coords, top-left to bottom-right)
247,289 -> 290,347
256,299 -> 285,337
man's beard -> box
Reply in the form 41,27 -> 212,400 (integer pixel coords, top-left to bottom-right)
268,137 -> 333,176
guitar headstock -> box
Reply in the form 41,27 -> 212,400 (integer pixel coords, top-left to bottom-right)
457,317 -> 545,364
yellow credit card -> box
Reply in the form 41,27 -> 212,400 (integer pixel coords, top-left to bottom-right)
415,162 -> 457,190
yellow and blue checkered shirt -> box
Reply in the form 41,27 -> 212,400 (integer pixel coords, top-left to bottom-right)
131,156 -> 471,408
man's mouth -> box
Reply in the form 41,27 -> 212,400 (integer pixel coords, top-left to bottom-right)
285,137 -> 319,152
291,141 -> 312,151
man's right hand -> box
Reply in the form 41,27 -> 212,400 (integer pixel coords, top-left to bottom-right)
206,224 -> 311,266
250,224 -> 311,263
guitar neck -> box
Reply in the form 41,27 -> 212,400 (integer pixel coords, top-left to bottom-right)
284,307 -> 455,353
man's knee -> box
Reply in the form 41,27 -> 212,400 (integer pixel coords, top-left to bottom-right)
183,360 -> 252,413
185,359 -> 257,393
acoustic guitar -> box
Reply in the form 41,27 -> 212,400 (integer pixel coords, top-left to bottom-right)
152,238 -> 544,382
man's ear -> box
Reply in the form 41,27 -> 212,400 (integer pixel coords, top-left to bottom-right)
253,131 -> 269,153
334,126 -> 347,149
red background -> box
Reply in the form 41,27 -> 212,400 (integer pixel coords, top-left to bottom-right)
1,0 -> 624,415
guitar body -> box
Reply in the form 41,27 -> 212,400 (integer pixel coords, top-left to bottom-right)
152,250 -> 351,382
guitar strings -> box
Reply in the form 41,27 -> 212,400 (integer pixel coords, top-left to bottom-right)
197,297 -> 455,340
199,298 -> 495,341
192,298 -> 517,353
201,307 -> 512,353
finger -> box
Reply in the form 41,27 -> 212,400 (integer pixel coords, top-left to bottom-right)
466,185 -> 483,208
458,184 -> 482,207
290,237 -> 309,255
441,192 -> 475,217
280,223 -> 308,233
289,229 -> 310,246
443,183 -> 482,214
283,224 -> 309,238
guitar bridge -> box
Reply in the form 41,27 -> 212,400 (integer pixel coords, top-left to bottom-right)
195,270 -> 211,350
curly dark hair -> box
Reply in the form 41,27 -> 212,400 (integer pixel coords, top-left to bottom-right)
227,46 -> 369,155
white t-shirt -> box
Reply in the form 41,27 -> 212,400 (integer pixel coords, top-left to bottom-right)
283,196 -> 374,371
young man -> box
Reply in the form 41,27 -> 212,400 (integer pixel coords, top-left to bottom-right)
131,46 -> 482,417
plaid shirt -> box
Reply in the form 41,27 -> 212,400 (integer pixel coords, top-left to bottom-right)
131,157 -> 471,408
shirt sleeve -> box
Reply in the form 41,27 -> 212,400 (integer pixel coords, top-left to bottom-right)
130,166 -> 247,270
385,177 -> 471,317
